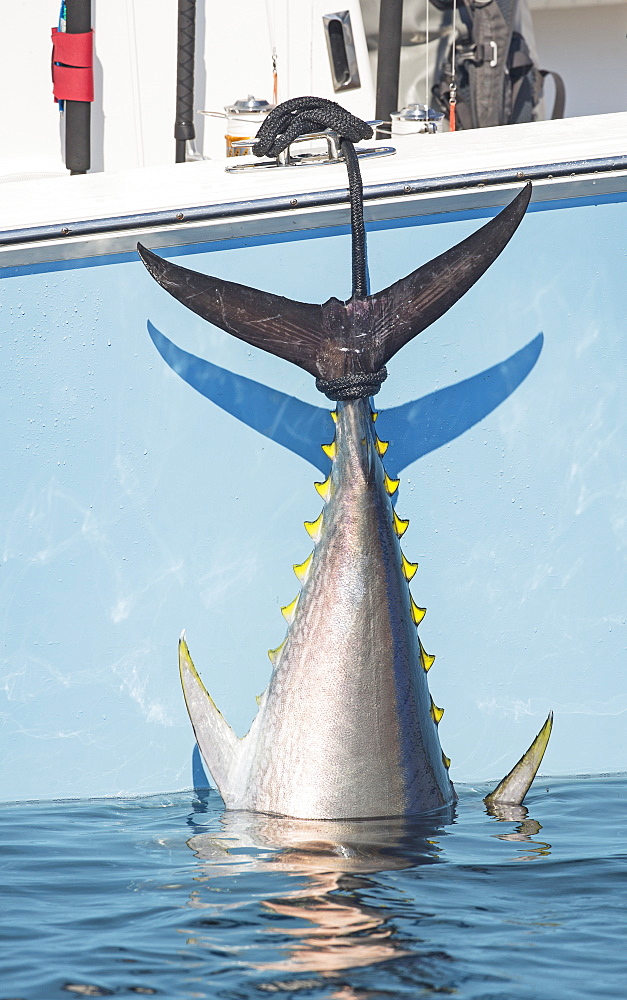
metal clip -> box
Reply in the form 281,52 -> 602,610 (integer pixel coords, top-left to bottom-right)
458,39 -> 498,66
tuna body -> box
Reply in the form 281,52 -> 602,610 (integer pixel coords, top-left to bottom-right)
181,396 -> 455,819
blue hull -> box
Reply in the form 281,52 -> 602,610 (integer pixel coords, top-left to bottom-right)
1,178 -> 626,801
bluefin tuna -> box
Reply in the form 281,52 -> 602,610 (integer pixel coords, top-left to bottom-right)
138,182 -> 551,820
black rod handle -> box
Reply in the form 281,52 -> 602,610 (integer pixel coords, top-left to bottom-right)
175,0 -> 197,162
375,0 -> 404,139
64,0 -> 92,174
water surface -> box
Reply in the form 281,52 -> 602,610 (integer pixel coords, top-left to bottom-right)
1,776 -> 625,999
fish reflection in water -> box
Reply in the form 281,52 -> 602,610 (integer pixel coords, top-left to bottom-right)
487,800 -> 552,860
186,809 -> 450,977
259,873 -> 409,974
183,799 -> 551,987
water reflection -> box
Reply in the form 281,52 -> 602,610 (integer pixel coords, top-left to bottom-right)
486,801 -> 552,861
183,798 -> 551,990
185,807 -> 452,980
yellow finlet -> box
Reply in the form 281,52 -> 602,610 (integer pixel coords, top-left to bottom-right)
442,752 -> 451,769
411,598 -> 427,626
371,411 -> 378,421
304,511 -> 324,542
420,641 -> 436,671
430,699 -> 444,724
331,410 -> 338,424
401,553 -> 418,581
293,552 -> 313,584
384,473 -> 400,495
268,639 -> 286,664
321,440 -> 337,460
375,437 -> 389,456
314,476 -> 331,501
281,595 -> 299,623
393,510 -> 409,537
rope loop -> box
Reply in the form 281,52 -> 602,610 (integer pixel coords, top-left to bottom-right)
252,96 -> 373,157
252,96 -> 372,301
316,368 -> 388,401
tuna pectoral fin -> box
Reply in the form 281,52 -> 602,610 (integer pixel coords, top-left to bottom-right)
484,712 -> 553,809
179,635 -> 239,798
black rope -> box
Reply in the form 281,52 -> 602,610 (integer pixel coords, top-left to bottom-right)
340,138 -> 368,300
253,97 -> 372,302
316,368 -> 388,401
252,96 -> 372,157
253,97 -> 382,400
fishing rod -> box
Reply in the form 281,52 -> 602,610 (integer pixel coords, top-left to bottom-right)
52,0 -> 93,174
175,0 -> 197,162
375,0 -> 404,138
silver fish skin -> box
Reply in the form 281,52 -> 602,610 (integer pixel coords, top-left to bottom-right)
181,395 -> 454,819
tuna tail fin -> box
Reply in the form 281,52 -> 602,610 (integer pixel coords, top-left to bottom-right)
368,183 -> 532,368
179,634 -> 240,802
137,244 -> 327,378
484,711 -> 553,811
138,184 -> 531,381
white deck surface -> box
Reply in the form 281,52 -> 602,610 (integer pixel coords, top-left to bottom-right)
2,112 -> 626,234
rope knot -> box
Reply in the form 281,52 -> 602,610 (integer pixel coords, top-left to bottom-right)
316,368 -> 388,401
252,96 -> 373,158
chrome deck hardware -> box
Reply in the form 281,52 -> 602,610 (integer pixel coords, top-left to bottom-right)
225,124 -> 395,173
390,104 -> 445,136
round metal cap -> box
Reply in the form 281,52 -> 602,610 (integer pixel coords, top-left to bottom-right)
225,95 -> 274,115
392,103 -> 444,122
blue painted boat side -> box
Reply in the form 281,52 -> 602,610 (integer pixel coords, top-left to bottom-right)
1,191 -> 625,801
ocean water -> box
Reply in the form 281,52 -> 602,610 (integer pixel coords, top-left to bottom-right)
1,776 -> 625,1000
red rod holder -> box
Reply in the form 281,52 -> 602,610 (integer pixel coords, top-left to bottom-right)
51,28 -> 94,102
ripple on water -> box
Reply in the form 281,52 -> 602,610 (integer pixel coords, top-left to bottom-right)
0,775 -> 625,1000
